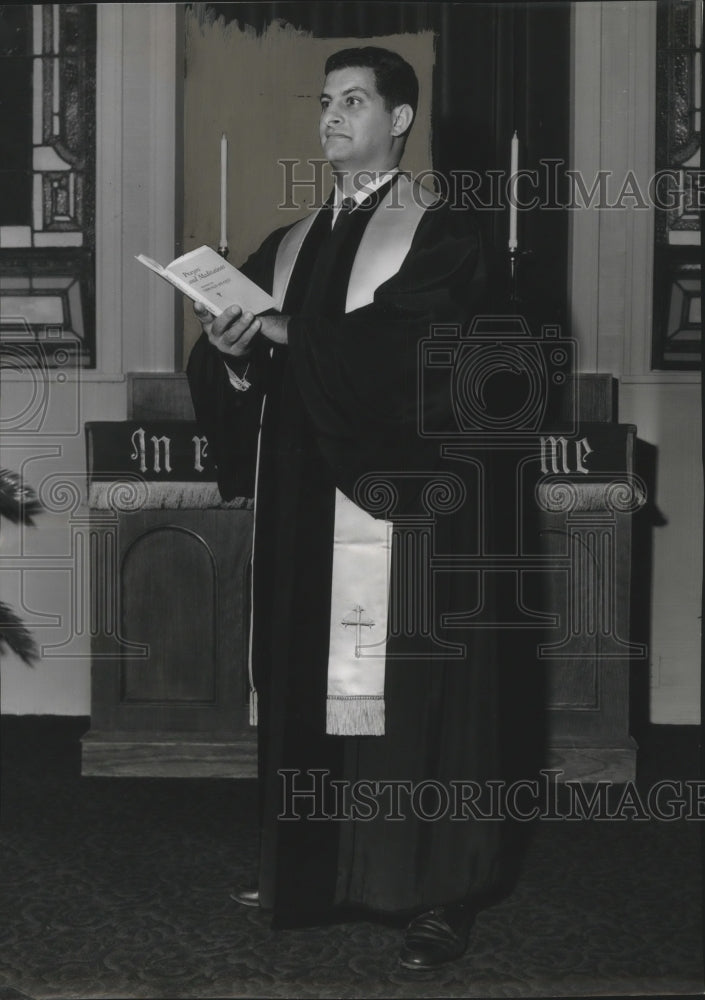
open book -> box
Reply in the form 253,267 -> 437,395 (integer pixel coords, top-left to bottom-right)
136,245 -> 276,316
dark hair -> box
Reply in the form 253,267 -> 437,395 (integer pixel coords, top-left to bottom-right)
324,46 -> 419,124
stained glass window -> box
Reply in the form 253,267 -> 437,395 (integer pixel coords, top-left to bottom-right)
652,0 -> 702,370
0,4 -> 95,367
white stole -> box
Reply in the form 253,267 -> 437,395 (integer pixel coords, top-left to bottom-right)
258,174 -> 436,736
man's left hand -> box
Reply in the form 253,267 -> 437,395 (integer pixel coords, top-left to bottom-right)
258,313 -> 289,345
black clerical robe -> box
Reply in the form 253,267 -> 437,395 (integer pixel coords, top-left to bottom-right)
187,177 -> 504,926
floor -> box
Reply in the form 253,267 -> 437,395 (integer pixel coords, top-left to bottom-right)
0,717 -> 702,1000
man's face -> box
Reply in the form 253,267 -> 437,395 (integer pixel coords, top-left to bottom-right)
319,66 -> 399,178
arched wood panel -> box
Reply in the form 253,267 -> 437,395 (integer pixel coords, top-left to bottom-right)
120,526 -> 217,704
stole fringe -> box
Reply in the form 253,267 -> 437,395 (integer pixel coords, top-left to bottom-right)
326,696 -> 385,736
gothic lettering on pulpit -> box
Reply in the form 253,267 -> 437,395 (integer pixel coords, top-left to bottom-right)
193,436 -> 209,473
85,421 -> 252,513
87,422 -> 217,480
130,429 -> 173,474
539,435 -> 594,475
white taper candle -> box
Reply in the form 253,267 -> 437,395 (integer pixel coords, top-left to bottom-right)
220,132 -> 228,249
509,130 -> 519,250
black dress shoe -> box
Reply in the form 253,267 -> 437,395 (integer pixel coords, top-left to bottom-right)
398,904 -> 474,970
229,887 -> 260,907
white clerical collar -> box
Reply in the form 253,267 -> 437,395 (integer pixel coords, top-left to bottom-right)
331,169 -> 399,225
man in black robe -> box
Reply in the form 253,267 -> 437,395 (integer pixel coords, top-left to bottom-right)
187,46 -> 506,970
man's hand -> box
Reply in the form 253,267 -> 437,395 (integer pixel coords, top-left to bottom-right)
194,302 -> 261,358
194,304 -> 289,354
258,313 -> 289,345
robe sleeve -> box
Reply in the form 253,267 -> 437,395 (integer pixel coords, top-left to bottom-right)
185,225 -> 289,500
286,202 -> 489,509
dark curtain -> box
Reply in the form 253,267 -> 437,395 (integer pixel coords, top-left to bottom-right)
198,2 -> 439,37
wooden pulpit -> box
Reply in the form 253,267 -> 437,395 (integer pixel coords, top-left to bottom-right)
81,373 -> 644,781
81,376 -> 257,777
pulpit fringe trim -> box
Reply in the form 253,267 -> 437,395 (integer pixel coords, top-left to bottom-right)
88,481 -> 252,511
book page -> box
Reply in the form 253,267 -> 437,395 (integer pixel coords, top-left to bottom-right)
135,254 -> 166,276
166,245 -> 276,315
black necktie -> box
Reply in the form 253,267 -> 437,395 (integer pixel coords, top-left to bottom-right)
333,196 -> 356,228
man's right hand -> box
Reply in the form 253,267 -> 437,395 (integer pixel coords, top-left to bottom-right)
194,302 -> 261,359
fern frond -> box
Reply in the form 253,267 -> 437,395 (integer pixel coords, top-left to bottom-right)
0,602 -> 39,664
0,469 -> 42,525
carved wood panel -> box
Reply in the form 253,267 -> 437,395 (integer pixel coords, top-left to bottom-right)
89,508 -> 253,737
